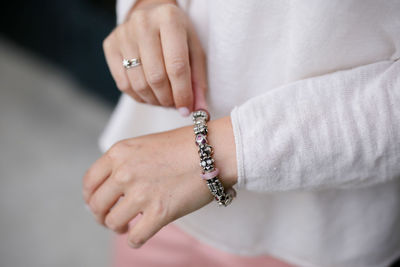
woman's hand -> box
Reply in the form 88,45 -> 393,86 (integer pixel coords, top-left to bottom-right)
82,116 -> 237,248
103,0 -> 208,116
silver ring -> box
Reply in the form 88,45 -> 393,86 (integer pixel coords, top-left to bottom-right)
123,58 -> 141,69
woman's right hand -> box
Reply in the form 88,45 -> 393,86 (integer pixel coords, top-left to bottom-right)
103,0 -> 208,116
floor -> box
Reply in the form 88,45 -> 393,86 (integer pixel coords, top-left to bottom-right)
0,37 -> 114,267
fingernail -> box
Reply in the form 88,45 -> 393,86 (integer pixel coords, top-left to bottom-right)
178,107 -> 190,117
129,241 -> 143,249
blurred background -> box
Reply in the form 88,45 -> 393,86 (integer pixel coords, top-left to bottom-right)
1,0 -> 120,266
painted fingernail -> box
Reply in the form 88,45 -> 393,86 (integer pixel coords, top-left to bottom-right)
178,107 -> 190,117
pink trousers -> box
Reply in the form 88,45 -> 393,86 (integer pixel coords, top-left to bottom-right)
112,222 -> 294,267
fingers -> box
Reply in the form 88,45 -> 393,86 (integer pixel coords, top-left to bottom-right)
118,29 -> 160,105
83,156 -> 112,203
88,177 -> 124,225
104,195 -> 142,234
188,30 -> 208,111
137,25 -> 174,107
104,5 -> 207,114
160,21 -> 193,115
103,34 -> 144,103
127,207 -> 167,248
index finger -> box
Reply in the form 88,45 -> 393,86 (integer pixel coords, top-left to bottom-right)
82,155 -> 112,204
160,22 -> 193,115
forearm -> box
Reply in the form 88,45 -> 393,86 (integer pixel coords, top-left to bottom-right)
232,59 -> 400,192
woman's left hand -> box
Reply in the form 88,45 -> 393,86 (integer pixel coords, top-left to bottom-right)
82,116 -> 237,248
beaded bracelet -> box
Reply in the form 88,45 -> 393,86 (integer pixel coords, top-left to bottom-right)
192,110 -> 236,207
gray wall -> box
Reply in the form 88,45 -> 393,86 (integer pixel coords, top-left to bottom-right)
0,37 -> 112,267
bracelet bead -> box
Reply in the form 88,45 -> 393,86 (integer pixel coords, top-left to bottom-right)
192,110 -> 236,207
201,168 -> 220,180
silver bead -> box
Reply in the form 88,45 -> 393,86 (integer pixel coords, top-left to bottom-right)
195,134 -> 207,146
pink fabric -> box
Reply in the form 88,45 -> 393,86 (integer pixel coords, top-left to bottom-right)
112,222 -> 294,267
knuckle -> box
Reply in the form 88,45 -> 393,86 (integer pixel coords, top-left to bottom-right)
147,70 -> 166,87
89,197 -> 100,214
107,141 -> 126,161
102,36 -> 112,50
83,171 -> 94,191
134,190 -> 148,206
113,140 -> 128,151
83,168 -> 92,184
105,215 -> 119,231
131,10 -> 148,27
167,59 -> 187,77
131,184 -> 150,205
114,26 -> 126,40
113,166 -> 133,186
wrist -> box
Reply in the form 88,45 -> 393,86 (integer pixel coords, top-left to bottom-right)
207,116 -> 238,188
174,115 -> 238,200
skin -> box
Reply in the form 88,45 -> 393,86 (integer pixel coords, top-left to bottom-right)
83,0 -> 238,249
83,117 -> 237,248
103,0 -> 208,115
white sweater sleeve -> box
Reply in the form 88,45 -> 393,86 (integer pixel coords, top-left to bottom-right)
116,0 -> 136,24
231,59 -> 400,192
116,0 -> 189,24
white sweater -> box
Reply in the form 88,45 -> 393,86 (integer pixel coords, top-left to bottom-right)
100,1 -> 400,266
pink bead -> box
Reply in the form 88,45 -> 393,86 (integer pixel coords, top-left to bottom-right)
201,168 -> 219,180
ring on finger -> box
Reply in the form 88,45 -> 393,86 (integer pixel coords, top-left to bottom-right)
123,58 -> 141,69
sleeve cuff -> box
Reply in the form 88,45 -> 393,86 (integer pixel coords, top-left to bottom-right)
230,106 -> 246,190
116,0 -> 137,24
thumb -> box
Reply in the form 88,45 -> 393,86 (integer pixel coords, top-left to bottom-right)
189,32 -> 208,111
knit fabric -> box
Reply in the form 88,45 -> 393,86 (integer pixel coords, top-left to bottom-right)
101,1 -> 400,266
